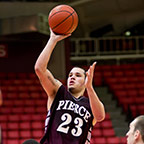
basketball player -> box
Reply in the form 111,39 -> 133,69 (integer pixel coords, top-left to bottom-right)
126,115 -> 144,144
34,29 -> 105,144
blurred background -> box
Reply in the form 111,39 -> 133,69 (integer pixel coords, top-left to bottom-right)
0,0 -> 144,144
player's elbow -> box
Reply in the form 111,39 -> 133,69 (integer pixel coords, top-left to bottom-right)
34,63 -> 43,77
95,107 -> 105,122
96,113 -> 105,122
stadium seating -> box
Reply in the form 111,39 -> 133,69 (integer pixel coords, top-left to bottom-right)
0,73 -> 47,143
0,71 -> 129,144
102,63 -> 144,118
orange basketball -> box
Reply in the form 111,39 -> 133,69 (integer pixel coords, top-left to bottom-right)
48,4 -> 78,35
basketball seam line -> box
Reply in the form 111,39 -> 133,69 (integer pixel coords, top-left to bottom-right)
51,11 -> 75,31
49,10 -> 73,19
64,13 -> 75,34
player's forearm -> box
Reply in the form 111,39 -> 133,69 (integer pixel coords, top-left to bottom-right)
87,86 -> 105,122
35,38 -> 57,73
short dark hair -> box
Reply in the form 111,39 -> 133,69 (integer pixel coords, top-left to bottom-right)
22,139 -> 40,144
134,115 -> 144,142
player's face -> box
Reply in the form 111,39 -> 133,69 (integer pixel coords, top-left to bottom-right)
126,119 -> 137,144
67,67 -> 85,93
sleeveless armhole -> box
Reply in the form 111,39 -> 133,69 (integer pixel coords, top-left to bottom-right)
40,85 -> 65,144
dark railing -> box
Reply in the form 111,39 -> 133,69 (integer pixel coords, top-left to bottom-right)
70,36 -> 144,64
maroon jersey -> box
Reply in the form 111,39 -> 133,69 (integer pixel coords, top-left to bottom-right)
40,85 -> 93,144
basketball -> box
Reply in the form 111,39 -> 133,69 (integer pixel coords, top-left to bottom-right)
48,4 -> 78,35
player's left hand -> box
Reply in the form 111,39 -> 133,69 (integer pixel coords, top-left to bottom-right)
85,62 -> 97,88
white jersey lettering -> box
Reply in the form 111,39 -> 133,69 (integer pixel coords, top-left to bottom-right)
56,100 -> 91,123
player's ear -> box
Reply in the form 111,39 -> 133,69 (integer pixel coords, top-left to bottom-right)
134,130 -> 140,140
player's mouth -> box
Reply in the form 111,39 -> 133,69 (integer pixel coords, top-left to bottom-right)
69,80 -> 75,85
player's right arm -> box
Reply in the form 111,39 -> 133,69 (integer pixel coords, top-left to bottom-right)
34,29 -> 71,109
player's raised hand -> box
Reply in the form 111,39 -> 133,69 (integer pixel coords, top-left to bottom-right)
50,28 -> 71,42
85,62 -> 97,89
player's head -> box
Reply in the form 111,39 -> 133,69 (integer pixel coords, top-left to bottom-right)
22,139 -> 40,144
67,67 -> 86,95
126,115 -> 144,144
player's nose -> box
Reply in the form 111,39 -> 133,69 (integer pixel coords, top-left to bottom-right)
71,74 -> 76,79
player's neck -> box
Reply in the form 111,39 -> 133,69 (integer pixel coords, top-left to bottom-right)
136,140 -> 144,144
71,91 -> 84,99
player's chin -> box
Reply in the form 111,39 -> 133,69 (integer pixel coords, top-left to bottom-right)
68,84 -> 74,88
68,87 -> 75,93
126,138 -> 129,144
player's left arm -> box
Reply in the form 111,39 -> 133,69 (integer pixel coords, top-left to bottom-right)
85,62 -> 105,125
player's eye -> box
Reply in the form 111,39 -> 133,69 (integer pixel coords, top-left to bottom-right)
69,73 -> 73,77
76,73 -> 81,77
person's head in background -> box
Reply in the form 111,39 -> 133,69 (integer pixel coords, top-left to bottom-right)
22,139 -> 40,144
126,115 -> 144,144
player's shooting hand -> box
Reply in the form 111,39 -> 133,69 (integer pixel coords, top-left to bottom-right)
85,62 -> 97,89
50,28 -> 71,42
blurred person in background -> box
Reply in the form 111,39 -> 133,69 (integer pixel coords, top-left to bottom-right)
22,139 -> 40,144
0,88 -> 2,144
126,115 -> 144,144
